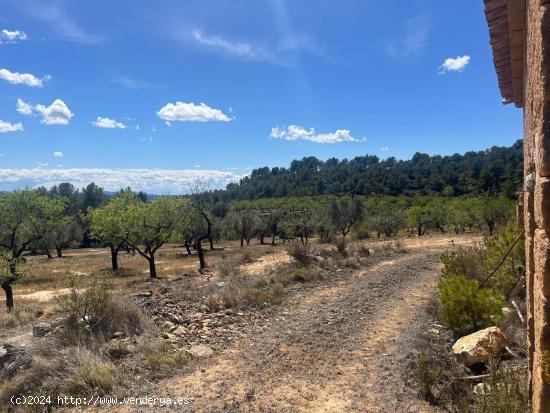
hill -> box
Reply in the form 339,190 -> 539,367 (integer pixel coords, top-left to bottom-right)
214,140 -> 523,201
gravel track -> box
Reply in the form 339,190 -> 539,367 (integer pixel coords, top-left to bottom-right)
141,245 -> 451,413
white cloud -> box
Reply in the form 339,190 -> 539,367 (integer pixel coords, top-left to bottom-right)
0,68 -> 51,87
439,55 -> 471,73
0,167 -> 241,194
34,99 -> 73,125
16,98 -> 33,115
53,151 -> 63,157
0,120 -> 24,133
270,125 -> 364,144
18,99 -> 73,125
387,15 -> 432,57
189,29 -> 323,64
380,146 -> 390,152
92,117 -> 126,129
0,29 -> 27,43
157,102 -> 233,123
192,29 -> 275,63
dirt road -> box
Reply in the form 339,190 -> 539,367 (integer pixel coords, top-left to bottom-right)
114,243 -> 452,413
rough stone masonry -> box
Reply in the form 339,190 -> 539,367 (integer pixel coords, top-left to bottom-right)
485,0 -> 550,411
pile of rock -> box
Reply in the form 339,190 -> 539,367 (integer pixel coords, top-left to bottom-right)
131,289 -> 264,350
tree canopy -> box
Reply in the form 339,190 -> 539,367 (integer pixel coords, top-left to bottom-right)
207,140 -> 523,202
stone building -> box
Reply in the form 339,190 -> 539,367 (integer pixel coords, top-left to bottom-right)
484,0 -> 550,410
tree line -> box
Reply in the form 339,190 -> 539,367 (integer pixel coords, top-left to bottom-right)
0,183 -> 516,312
207,140 -> 523,201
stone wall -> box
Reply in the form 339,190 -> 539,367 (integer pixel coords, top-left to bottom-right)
525,0 -> 550,411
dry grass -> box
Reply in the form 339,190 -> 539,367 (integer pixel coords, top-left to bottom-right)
1,237 -> 406,410
0,298 -> 43,334
0,344 -> 121,408
138,337 -> 190,379
55,278 -> 146,345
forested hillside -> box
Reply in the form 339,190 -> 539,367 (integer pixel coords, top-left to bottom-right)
215,140 -> 523,201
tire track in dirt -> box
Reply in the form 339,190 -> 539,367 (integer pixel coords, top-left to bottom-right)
115,247 -> 449,413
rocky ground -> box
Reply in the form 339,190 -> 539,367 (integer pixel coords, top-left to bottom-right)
95,240 -> 460,413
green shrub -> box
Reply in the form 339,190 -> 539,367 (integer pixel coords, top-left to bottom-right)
484,225 -> 525,294
440,245 -> 487,282
417,354 -> 442,402
438,275 -> 504,334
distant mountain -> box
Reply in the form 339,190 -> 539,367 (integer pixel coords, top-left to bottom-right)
212,140 -> 523,201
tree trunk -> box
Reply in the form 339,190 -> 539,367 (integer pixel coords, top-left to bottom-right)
260,235 -> 265,245
148,254 -> 157,278
3,262 -> 17,312
240,237 -> 244,248
209,237 -> 215,250
56,246 -> 63,258
185,242 -> 192,255
272,234 -> 276,245
246,238 -> 251,245
110,244 -> 119,271
45,248 -> 53,259
417,225 -> 423,237
197,239 -> 206,270
1,278 -> 14,312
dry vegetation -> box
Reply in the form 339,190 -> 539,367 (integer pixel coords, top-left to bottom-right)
0,235 -> 415,411
0,223 -> 528,413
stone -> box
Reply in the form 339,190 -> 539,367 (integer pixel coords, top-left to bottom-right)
535,177 -> 550,232
111,331 -> 125,339
133,291 -> 153,298
502,307 -> 514,318
452,327 -> 508,366
32,322 -> 51,337
473,383 -> 488,396
535,230 -> 550,297
186,345 -> 214,358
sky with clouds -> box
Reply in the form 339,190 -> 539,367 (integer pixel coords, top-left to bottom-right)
0,0 -> 522,193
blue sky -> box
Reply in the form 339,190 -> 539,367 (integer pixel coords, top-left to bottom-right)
0,0 -> 523,193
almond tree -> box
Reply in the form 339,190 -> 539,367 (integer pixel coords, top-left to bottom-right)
88,192 -> 138,270
119,197 -> 189,278
0,190 -> 64,311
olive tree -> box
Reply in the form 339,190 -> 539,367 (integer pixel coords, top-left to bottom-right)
0,190 -> 64,311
